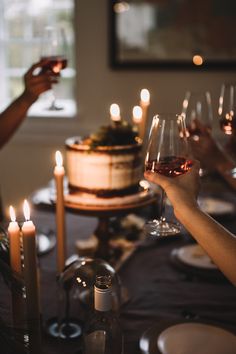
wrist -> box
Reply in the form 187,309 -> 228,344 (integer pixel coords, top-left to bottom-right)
21,90 -> 38,105
173,199 -> 199,221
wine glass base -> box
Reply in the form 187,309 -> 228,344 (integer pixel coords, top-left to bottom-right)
145,219 -> 180,237
45,317 -> 82,339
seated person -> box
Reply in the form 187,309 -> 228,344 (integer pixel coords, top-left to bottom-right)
188,118 -> 236,190
0,59 -> 58,149
144,160 -> 236,286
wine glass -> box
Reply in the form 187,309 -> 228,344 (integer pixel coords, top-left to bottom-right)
181,91 -> 213,176
218,83 -> 236,177
218,83 -> 236,136
40,26 -> 68,111
182,90 -> 213,139
144,114 -> 192,237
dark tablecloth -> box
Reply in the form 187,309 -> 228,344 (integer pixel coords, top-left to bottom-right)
1,174 -> 236,354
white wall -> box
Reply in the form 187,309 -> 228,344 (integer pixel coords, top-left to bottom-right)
0,0 -> 236,212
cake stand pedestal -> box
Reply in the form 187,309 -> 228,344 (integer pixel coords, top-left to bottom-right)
63,191 -> 158,261
30,184 -> 158,261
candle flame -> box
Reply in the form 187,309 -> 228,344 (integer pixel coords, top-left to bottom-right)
110,103 -> 121,121
55,150 -> 63,167
140,89 -> 150,104
9,205 -> 16,222
132,105 -> 142,123
23,199 -> 30,221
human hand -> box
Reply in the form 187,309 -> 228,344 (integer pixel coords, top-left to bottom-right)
144,160 -> 201,215
22,60 -> 59,103
188,118 -> 227,171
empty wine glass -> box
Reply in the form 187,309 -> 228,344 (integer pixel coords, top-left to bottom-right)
218,83 -> 236,177
218,83 -> 236,136
182,91 -> 213,176
40,26 -> 68,111
182,91 -> 213,138
144,114 -> 192,237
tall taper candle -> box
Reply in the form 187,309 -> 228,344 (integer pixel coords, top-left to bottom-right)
8,205 -> 23,328
22,200 -> 40,321
132,105 -> 143,138
8,206 -> 21,274
139,88 -> 150,141
22,200 -> 41,354
54,150 -> 66,273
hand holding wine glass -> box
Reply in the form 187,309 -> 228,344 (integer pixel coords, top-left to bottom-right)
40,26 -> 68,110
144,114 -> 192,237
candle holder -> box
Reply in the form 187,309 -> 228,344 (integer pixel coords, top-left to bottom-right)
45,257 -> 121,340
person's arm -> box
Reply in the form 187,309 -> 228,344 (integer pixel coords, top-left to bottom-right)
144,161 -> 236,286
0,61 -> 58,149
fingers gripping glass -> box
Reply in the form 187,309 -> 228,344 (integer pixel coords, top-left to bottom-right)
144,114 -> 192,237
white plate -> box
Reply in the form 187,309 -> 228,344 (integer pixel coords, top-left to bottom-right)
198,197 -> 235,216
157,323 -> 236,354
175,244 -> 217,269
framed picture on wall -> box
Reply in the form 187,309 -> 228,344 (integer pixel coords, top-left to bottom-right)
109,0 -> 236,69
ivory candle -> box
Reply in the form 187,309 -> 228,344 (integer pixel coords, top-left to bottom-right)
8,206 -> 21,274
8,205 -> 24,328
54,150 -> 66,273
22,200 -> 40,322
139,88 -> 150,141
110,103 -> 121,123
132,105 -> 142,138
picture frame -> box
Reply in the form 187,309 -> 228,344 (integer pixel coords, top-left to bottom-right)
109,0 -> 236,70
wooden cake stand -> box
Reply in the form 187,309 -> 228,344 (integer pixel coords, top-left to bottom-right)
31,183 -> 158,260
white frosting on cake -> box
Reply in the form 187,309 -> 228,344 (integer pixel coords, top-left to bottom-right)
66,137 -> 142,194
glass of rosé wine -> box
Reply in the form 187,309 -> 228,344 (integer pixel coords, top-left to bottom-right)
40,26 -> 68,111
144,114 -> 192,237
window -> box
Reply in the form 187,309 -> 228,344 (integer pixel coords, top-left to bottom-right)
0,0 -> 76,117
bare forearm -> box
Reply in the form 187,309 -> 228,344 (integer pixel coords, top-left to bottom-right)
0,92 -> 34,148
175,205 -> 236,285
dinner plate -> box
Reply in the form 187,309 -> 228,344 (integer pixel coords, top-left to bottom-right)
198,196 -> 235,216
157,323 -> 236,354
175,244 -> 217,269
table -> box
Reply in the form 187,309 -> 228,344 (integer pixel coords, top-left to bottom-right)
0,173 -> 236,354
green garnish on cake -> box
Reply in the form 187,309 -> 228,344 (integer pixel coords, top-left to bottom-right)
85,120 -> 139,148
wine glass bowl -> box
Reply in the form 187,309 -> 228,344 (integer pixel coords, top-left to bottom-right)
144,114 -> 192,237
218,83 -> 236,136
41,56 -> 67,75
182,91 -> 213,139
40,26 -> 68,110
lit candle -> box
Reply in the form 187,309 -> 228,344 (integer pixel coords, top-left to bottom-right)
139,88 -> 150,141
54,150 -> 66,273
22,200 -> 42,354
132,105 -> 143,137
110,103 -> 121,124
22,199 -> 40,321
8,206 -> 21,274
8,205 -> 23,328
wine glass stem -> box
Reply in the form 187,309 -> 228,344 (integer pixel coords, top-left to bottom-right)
159,188 -> 166,222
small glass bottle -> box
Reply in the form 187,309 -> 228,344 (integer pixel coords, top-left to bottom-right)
83,275 -> 123,354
